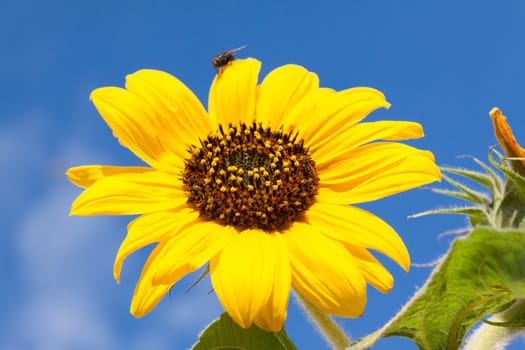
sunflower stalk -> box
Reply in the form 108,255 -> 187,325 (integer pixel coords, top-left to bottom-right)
463,298 -> 525,350
294,289 -> 352,350
347,256 -> 443,350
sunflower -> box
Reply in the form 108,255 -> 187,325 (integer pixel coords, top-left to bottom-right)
67,58 -> 441,332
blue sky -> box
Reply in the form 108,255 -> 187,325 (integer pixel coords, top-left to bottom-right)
2,1 -> 525,349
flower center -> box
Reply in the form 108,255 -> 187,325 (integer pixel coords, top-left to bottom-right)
183,122 -> 319,232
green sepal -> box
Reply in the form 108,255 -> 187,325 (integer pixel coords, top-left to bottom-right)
471,157 -> 505,196
487,150 -> 525,228
440,166 -> 499,195
410,206 -> 488,227
429,188 -> 487,206
488,149 -> 525,203
409,206 -> 484,218
420,154 -> 525,229
352,228 -> 525,350
437,174 -> 491,205
192,312 -> 298,350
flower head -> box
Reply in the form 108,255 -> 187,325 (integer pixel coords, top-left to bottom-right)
67,58 -> 441,332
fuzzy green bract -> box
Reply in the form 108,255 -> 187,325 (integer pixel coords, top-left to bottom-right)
413,151 -> 525,230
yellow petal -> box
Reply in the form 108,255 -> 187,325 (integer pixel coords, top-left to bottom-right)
256,64 -> 319,130
210,230 -> 291,330
125,69 -> 214,142
285,222 -> 367,317
131,223 -> 236,318
252,234 -> 290,332
318,142 -> 441,203
152,221 -> 236,285
305,202 -> 410,271
298,87 -> 390,150
66,165 -> 154,188
130,241 -> 179,317
70,171 -> 186,216
344,244 -> 394,293
208,58 -> 261,126
313,121 -> 424,168
319,142 -> 432,183
337,154 -> 440,204
113,208 -> 199,283
280,87 -> 335,128
91,87 -> 185,173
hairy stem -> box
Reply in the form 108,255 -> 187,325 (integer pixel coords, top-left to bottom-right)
463,298 -> 525,350
293,289 -> 352,350
348,255 -> 445,350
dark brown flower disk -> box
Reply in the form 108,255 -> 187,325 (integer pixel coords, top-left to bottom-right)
183,122 -> 319,232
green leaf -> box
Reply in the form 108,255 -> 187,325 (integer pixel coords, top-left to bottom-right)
380,228 -> 525,350
192,312 -> 298,350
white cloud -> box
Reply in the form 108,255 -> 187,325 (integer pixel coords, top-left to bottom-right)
0,110 -> 51,213
10,179 -> 119,349
8,292 -> 115,350
17,184 -> 122,283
